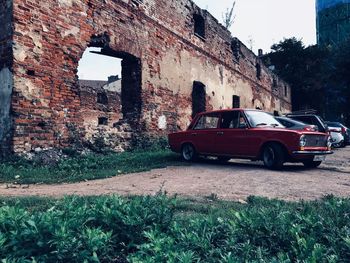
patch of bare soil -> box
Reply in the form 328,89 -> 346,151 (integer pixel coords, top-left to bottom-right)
1,147 -> 350,201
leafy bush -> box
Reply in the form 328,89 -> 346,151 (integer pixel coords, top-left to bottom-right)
0,195 -> 176,262
131,195 -> 350,262
0,195 -> 350,262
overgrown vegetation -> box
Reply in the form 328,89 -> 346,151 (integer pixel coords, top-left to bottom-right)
0,149 -> 180,184
130,135 -> 169,152
222,1 -> 236,29
0,195 -> 350,262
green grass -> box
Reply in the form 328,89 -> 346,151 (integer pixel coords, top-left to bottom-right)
0,150 -> 181,184
0,195 -> 350,262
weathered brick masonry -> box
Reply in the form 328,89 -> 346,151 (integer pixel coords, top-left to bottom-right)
0,0 -> 292,154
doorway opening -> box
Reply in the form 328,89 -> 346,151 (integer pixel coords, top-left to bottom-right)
77,45 -> 142,128
192,81 -> 206,118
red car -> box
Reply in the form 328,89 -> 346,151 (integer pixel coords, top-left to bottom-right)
168,109 -> 333,169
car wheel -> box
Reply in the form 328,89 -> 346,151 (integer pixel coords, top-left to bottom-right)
303,160 -> 322,168
217,156 -> 231,163
262,143 -> 285,170
181,144 -> 197,161
332,142 -> 341,148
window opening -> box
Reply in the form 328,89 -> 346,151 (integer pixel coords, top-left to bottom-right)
97,92 -> 108,105
98,117 -> 108,126
232,95 -> 240,108
194,14 -> 205,39
256,63 -> 261,80
231,38 -> 240,61
192,81 -> 206,118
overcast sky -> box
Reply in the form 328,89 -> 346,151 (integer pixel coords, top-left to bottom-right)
78,0 -> 317,80
194,0 -> 317,53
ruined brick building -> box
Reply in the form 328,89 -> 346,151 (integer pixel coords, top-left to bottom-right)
0,0 -> 291,154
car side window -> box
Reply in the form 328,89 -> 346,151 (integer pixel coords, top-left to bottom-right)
221,111 -> 247,129
295,116 -> 311,124
193,114 -> 220,130
280,119 -> 293,128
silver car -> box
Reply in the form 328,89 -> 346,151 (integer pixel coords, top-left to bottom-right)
328,126 -> 345,148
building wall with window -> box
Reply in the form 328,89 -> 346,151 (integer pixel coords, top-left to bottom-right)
1,0 -> 291,154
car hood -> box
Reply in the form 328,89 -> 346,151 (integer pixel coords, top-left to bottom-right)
251,127 -> 327,136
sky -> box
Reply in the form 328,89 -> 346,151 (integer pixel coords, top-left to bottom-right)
78,0 -> 317,80
194,0 -> 317,53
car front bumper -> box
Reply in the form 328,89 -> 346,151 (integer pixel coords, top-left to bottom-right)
292,151 -> 333,155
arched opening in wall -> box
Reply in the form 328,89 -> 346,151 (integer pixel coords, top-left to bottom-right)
77,46 -> 142,129
78,47 -> 122,127
192,81 -> 206,118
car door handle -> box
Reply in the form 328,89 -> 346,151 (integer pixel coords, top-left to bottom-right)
217,132 -> 224,135
191,133 -> 197,136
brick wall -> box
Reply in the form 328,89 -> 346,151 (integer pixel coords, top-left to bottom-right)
6,0 -> 292,153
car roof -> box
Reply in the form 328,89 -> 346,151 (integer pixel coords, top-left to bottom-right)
286,114 -> 318,117
196,109 -> 263,115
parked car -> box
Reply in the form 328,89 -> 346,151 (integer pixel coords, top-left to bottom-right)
286,112 -> 328,133
325,121 -> 349,146
327,127 -> 345,148
168,109 -> 332,170
275,116 -> 317,131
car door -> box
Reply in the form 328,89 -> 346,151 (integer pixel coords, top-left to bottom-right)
216,111 -> 252,157
190,113 -> 221,154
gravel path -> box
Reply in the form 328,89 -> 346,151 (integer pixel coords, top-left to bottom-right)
1,147 -> 350,201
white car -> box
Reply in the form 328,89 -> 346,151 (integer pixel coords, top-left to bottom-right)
328,126 -> 345,148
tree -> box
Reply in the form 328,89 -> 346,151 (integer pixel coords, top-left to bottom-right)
328,40 -> 350,124
263,37 -> 350,125
262,38 -> 330,115
222,1 -> 236,29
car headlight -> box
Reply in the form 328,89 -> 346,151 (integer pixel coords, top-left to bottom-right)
327,136 -> 332,148
299,135 -> 307,147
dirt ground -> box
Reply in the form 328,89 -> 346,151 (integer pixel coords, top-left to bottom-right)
1,147 -> 350,201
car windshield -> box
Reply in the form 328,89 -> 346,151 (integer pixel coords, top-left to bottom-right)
245,110 -> 285,128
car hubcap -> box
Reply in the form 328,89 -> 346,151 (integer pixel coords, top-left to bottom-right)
264,147 -> 275,166
183,145 -> 194,160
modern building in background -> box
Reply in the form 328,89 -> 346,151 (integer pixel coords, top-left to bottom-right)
316,0 -> 350,46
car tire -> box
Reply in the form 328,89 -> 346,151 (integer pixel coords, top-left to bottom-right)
333,141 -> 342,148
262,143 -> 285,170
303,160 -> 322,168
181,143 -> 197,162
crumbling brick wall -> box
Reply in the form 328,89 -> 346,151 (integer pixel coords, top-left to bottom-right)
79,80 -> 122,128
3,0 -> 292,154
